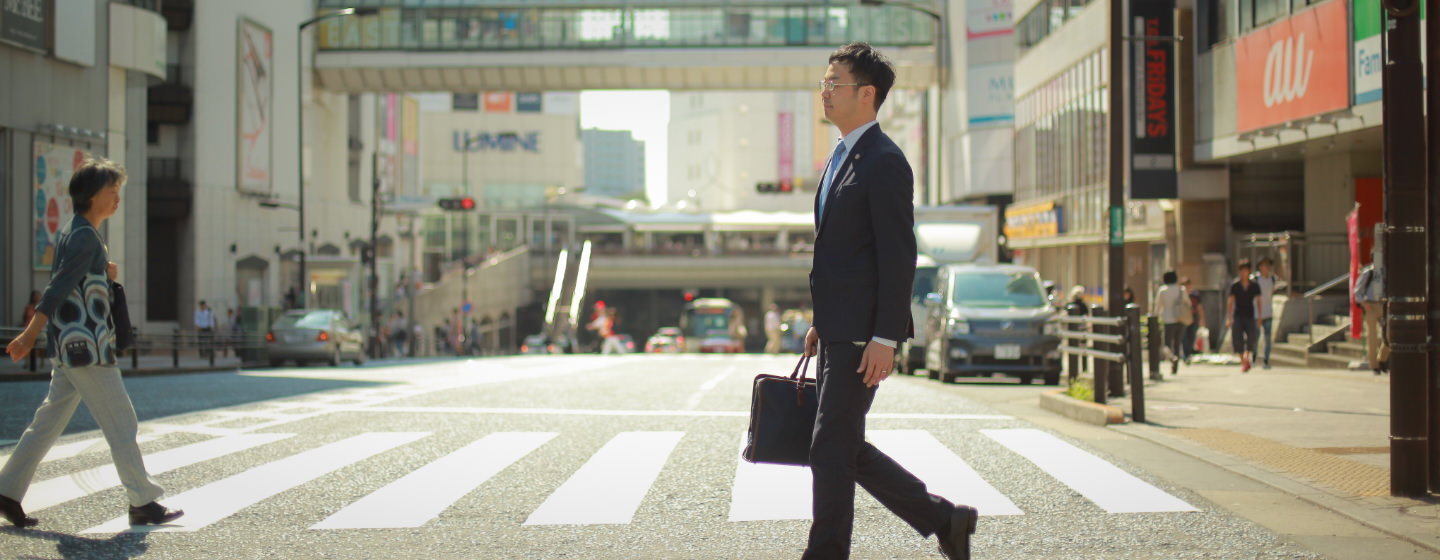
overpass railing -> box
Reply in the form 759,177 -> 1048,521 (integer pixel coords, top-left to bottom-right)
314,1 -> 936,51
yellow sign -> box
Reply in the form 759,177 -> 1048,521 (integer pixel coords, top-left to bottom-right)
1004,201 -> 1063,239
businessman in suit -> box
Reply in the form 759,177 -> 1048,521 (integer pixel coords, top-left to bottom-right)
802,42 -> 978,560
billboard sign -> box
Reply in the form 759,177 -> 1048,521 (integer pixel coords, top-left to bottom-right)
1235,0 -> 1349,132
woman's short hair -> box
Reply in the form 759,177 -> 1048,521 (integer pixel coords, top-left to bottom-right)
1163,271 -> 1178,284
70,157 -> 126,214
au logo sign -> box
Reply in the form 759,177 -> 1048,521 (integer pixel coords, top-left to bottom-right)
1235,0 -> 1348,132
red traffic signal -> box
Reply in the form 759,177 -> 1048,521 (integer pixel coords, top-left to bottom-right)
438,196 -> 477,211
779,180 -> 792,193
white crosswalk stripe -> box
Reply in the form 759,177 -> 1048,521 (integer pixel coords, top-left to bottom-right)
524,431 -> 684,526
28,434 -> 293,511
83,432 -> 429,534
312,432 -> 556,529
983,428 -> 1198,513
868,430 -> 1023,516
9,426 -> 1200,534
0,434 -> 161,465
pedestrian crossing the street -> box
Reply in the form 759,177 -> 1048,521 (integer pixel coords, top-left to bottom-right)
23,427 -> 1198,535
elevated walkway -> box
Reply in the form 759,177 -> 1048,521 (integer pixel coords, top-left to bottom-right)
313,1 -> 940,92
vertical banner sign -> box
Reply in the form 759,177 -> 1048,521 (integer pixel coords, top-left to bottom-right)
33,143 -> 85,270
1346,208 -> 1361,339
402,95 -> 420,195
237,18 -> 274,195
1129,0 -> 1177,199
777,112 -> 794,184
376,94 -> 398,196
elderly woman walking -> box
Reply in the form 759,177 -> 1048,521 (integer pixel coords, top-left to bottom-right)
2,157 -> 182,528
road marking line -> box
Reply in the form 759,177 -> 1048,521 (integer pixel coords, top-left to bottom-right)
982,429 -> 1198,514
524,432 -> 684,526
0,435 -> 161,464
868,430 -> 1023,516
312,432 -> 556,529
28,434 -> 294,511
728,434 -> 813,522
684,367 -> 737,410
83,432 -> 430,534
361,406 -> 1012,421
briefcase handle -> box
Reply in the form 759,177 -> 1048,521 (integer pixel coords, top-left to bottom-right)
789,354 -> 812,406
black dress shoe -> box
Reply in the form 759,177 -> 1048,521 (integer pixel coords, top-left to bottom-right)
0,494 -> 38,528
937,505 -> 978,560
128,502 -> 184,525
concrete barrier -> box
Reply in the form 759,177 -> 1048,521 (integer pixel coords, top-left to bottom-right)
1039,389 -> 1126,426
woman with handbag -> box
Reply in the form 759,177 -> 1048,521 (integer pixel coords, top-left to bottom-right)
2,157 -> 182,528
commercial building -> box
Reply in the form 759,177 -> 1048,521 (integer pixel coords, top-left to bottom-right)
667,89 -> 927,213
581,128 -> 645,201
3,0 -> 165,330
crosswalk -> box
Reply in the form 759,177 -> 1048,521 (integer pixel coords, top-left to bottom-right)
9,427 -> 1197,534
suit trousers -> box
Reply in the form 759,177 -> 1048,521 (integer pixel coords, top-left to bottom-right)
0,364 -> 164,508
803,342 -> 951,560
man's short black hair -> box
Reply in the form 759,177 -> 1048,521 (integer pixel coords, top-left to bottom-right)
1163,271 -> 1178,284
828,42 -> 896,111
1237,258 -> 1252,272
1258,256 -> 1273,266
70,157 -> 126,213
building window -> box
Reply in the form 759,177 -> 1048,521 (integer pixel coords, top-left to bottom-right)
1017,0 -> 1093,55
1013,47 -> 1109,234
147,122 -> 160,145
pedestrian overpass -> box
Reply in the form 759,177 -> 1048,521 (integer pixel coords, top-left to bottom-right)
312,0 -> 941,92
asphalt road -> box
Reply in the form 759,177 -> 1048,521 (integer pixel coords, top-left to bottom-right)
0,354 -> 1334,559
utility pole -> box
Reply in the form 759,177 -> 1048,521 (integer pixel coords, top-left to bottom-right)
370,152 -> 382,359
1381,0 -> 1430,497
1100,0 -> 1126,402
1425,0 -> 1440,493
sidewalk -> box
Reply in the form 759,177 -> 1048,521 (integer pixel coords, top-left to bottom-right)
1102,356 -> 1440,554
0,351 -> 248,380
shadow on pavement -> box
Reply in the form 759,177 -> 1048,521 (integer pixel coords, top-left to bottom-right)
0,371 -> 392,441
1,526 -> 150,559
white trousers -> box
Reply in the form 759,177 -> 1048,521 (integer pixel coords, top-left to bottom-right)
601,336 -> 626,355
0,364 -> 163,507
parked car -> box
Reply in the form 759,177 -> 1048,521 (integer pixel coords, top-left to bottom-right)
265,309 -> 366,367
645,327 -> 685,353
922,264 -> 1061,385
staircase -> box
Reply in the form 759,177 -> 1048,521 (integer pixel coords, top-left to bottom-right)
1269,312 -> 1354,369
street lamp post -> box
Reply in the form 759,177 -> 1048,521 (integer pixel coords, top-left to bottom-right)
860,0 -> 944,205
295,7 -> 376,309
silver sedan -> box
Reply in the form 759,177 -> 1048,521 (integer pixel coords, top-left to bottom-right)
265,309 -> 366,367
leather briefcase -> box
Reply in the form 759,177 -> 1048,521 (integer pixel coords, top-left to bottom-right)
742,355 -> 817,466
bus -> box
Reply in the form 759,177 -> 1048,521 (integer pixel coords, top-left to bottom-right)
679,298 -> 746,353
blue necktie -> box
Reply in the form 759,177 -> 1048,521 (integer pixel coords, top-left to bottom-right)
818,141 -> 847,218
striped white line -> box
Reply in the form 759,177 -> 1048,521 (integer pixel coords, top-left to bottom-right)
312,432 -> 556,529
983,429 -> 1198,514
363,406 -> 1011,421
868,430 -> 1022,516
728,435 -> 813,522
83,432 -> 430,533
524,432 -> 683,526
684,367 -> 736,410
28,434 -> 294,511
0,435 -> 161,464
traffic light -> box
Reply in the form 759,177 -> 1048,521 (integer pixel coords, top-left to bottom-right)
438,196 -> 476,211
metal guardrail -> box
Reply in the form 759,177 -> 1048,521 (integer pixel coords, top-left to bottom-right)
1,327 -> 271,373
1056,304 -> 1146,422
1305,272 -> 1352,348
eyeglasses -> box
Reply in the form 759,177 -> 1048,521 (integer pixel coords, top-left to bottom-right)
818,81 -> 867,92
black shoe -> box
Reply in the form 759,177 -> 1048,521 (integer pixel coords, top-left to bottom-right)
0,494 -> 38,528
937,505 -> 978,560
128,502 -> 184,525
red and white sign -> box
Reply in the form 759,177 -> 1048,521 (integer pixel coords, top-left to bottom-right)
1234,0 -> 1349,132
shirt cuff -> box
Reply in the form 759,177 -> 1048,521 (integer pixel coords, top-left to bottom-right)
870,336 -> 897,348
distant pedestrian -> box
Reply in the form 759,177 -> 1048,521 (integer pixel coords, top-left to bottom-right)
1180,277 -> 1204,363
194,300 -> 217,359
764,304 -> 782,354
389,311 -> 408,357
1353,253 -> 1388,375
1154,271 -> 1186,374
1065,285 -> 1091,377
1123,286 -> 1136,308
19,290 -> 39,328
1227,259 -> 1262,372
594,309 -> 625,355
1,157 -> 183,528
1252,257 -> 1283,369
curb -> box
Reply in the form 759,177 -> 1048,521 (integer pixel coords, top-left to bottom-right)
1038,389 -> 1125,425
1112,422 -> 1440,555
0,365 -> 245,382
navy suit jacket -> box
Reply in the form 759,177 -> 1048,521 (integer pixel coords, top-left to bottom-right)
809,124 -> 917,343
